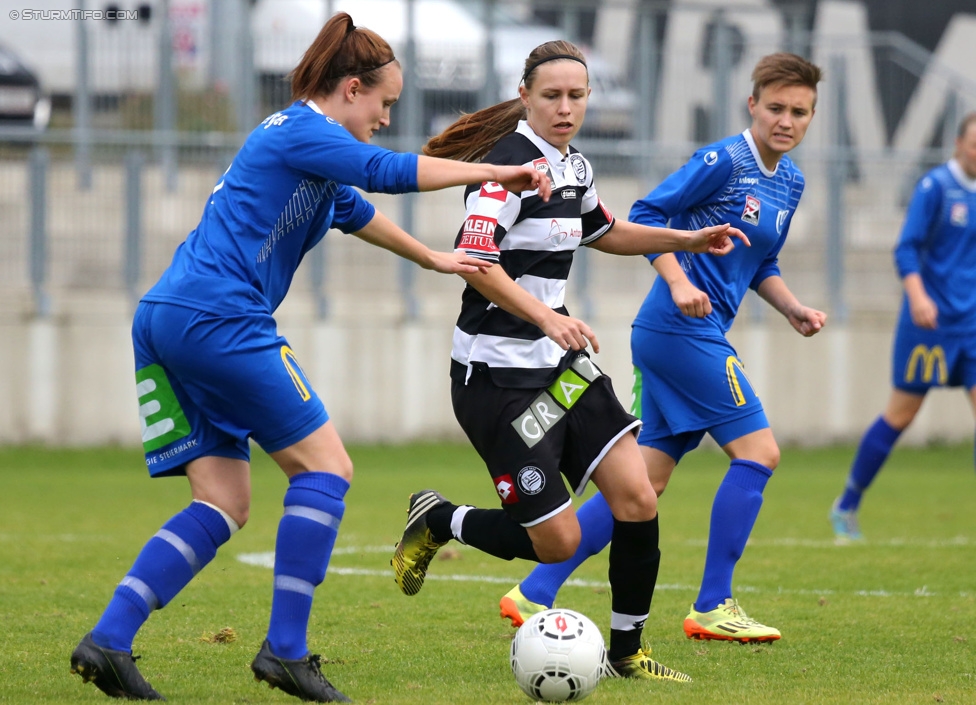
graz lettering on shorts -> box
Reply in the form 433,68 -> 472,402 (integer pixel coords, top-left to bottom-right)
511,356 -> 602,448
904,344 -> 947,385
281,345 -> 312,401
136,364 -> 192,453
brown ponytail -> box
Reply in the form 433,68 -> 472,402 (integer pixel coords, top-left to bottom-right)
424,40 -> 587,162
289,12 -> 399,102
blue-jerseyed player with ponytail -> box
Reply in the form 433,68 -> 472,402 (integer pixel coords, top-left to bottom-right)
500,53 -> 827,644
830,113 -> 976,543
68,12 -> 551,703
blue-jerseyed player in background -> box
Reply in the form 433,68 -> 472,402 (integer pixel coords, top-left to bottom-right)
499,53 -> 827,644
830,113 -> 976,543
68,12 -> 552,703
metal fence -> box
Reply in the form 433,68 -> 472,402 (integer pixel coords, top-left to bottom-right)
2,0 -> 976,325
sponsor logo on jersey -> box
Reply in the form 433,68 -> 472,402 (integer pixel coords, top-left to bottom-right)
741,195 -> 761,226
597,198 -> 613,224
569,153 -> 587,183
494,474 -> 518,503
703,151 -> 718,166
950,201 -> 968,227
517,466 -> 546,495
738,176 -> 759,185
479,181 -> 509,201
776,208 -> 790,234
261,112 -> 288,129
561,188 -> 577,199
460,214 -> 499,254
547,219 -> 582,246
532,157 -> 555,186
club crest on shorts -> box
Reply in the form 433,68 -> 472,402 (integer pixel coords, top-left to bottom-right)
517,466 -> 546,495
741,195 -> 761,226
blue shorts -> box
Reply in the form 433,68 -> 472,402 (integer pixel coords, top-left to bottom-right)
132,301 -> 329,477
891,316 -> 976,393
631,326 -> 769,463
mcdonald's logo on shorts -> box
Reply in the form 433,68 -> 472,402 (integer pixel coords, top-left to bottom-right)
904,344 -> 947,385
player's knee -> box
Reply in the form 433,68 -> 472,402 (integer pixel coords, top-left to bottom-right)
763,444 -> 781,470
608,485 -> 658,522
535,533 -> 580,563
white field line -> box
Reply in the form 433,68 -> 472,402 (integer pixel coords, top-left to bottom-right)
235,549 -> 973,599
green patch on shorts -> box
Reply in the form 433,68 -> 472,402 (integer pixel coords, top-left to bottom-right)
136,364 -> 191,453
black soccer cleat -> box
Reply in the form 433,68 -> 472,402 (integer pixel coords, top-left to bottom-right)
251,639 -> 351,703
70,632 -> 166,700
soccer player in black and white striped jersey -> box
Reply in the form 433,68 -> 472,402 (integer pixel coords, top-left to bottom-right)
392,39 -> 748,682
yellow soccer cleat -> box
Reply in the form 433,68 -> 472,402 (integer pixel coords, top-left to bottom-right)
391,490 -> 450,596
605,646 -> 692,682
499,585 -> 548,628
683,598 -> 781,643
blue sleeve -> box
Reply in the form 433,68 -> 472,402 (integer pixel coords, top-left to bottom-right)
285,118 -> 419,194
629,147 -> 733,262
894,173 -> 942,278
330,184 -> 376,234
749,232 -> 786,290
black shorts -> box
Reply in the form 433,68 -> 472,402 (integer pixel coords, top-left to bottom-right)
451,354 -> 640,526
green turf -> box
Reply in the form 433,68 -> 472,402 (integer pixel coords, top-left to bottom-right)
0,442 -> 974,703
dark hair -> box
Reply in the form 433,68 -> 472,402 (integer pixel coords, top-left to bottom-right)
957,112 -> 976,140
289,12 -> 399,102
751,52 -> 822,103
424,40 -> 587,162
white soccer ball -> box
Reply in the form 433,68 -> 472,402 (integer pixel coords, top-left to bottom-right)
510,608 -> 606,702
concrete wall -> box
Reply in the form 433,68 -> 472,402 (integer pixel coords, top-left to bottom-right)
2,290 -> 972,449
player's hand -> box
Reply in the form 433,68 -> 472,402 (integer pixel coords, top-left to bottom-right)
428,250 -> 493,274
908,292 -> 938,329
787,305 -> 827,336
670,279 -> 712,318
493,165 -> 552,202
686,224 -> 750,255
539,310 -> 600,354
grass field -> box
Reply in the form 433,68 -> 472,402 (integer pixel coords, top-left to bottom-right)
1,442 -> 974,704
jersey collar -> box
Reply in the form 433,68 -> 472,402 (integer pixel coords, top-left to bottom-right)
742,129 -> 778,178
516,120 -> 569,164
303,99 -> 324,115
947,159 -> 976,192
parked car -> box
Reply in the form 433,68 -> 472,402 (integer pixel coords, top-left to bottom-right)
0,43 -> 50,129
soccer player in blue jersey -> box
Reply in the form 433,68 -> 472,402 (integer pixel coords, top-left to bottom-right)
830,113 -> 976,543
391,40 -> 747,684
68,13 -> 554,703
498,53 -> 826,644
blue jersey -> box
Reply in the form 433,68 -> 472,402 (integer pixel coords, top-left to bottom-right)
894,159 -> 976,334
143,100 -> 419,315
630,130 -> 805,336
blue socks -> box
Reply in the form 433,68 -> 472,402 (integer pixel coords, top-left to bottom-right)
267,472 -> 348,659
92,500 -> 237,652
695,459 -> 772,613
520,492 -> 613,608
838,416 -> 902,511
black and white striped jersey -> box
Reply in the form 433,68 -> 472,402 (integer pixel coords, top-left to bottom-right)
451,120 -> 615,388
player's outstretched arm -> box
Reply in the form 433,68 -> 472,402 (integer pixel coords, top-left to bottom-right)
460,265 -> 599,353
757,275 -> 827,336
415,156 -> 552,201
353,210 -> 492,274
590,221 -> 749,256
